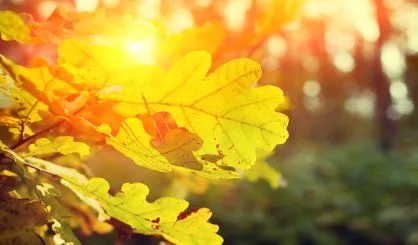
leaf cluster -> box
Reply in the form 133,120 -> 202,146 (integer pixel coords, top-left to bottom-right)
0,4 -> 292,244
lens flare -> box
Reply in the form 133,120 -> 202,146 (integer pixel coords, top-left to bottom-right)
125,36 -> 159,65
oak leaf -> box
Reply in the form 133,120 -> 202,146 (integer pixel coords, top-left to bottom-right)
24,136 -> 90,158
0,11 -> 30,42
0,55 -> 79,116
28,158 -> 223,245
101,51 -> 289,178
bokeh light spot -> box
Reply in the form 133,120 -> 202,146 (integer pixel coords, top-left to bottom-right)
303,80 -> 321,97
389,80 -> 408,99
333,52 -> 355,73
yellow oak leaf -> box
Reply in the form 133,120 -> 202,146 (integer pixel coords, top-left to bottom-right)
57,40 -> 163,91
101,51 -> 289,178
83,179 -> 222,245
24,136 -> 90,158
9,88 -> 49,123
1,60 -> 49,123
0,11 -> 30,42
0,55 -> 79,116
27,158 -> 223,245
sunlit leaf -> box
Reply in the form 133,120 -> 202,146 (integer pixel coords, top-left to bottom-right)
0,62 -> 49,123
101,51 -> 289,178
0,11 -> 30,42
37,181 -> 111,240
57,40 -> 163,91
0,141 -> 108,244
159,22 -> 225,62
28,158 -> 223,245
24,136 -> 90,158
84,178 -> 222,245
0,55 -> 77,117
0,83 -> 45,137
9,88 -> 49,123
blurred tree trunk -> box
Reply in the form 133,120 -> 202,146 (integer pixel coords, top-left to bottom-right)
405,55 -> 418,130
372,0 -> 396,150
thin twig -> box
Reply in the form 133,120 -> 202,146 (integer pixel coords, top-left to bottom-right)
17,100 -> 41,144
24,162 -> 61,181
10,119 -> 66,150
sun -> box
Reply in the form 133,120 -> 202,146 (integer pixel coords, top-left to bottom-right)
125,35 -> 159,65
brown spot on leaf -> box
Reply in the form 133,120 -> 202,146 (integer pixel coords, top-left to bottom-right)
176,208 -> 199,221
151,217 -> 160,223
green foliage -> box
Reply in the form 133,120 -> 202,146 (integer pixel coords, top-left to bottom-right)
191,142 -> 418,245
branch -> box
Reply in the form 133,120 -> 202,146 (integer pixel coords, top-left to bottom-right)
10,119 -> 66,150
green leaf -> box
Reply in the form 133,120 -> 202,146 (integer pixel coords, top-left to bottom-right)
101,51 -> 289,178
24,136 -> 90,158
0,11 -> 30,42
27,158 -> 223,245
35,183 -> 82,245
